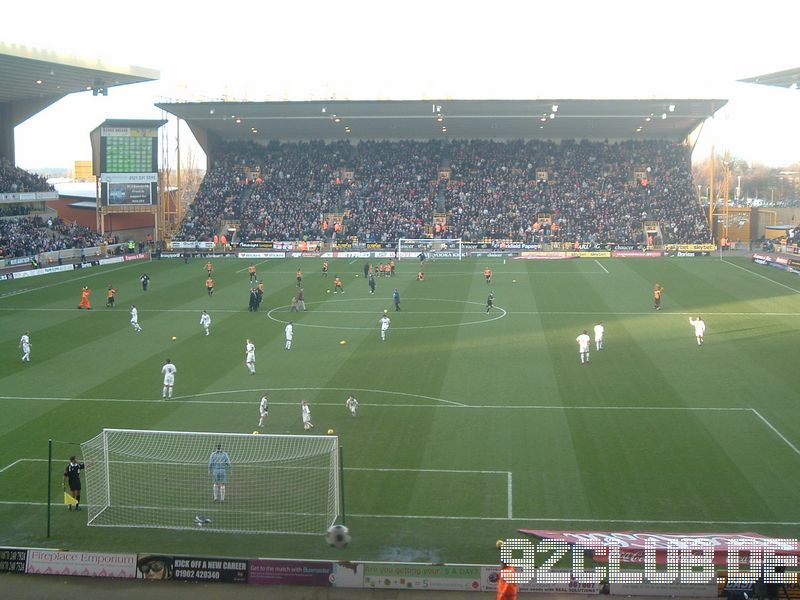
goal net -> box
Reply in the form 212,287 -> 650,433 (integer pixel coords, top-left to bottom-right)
397,238 -> 463,260
80,429 -> 339,535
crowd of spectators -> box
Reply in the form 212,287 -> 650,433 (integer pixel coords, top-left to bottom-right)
174,142 -> 250,241
444,139 -> 708,244
340,140 -> 440,242
174,138 -> 710,245
237,140 -> 354,241
0,158 -> 54,194
0,204 -> 32,217
0,216 -> 104,258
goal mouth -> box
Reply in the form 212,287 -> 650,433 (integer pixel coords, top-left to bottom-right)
81,429 -> 340,535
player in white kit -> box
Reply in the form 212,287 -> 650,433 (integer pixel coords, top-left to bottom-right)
245,339 -> 256,374
379,313 -> 391,341
345,395 -> 358,417
285,321 -> 293,350
301,400 -> 314,430
593,322 -> 604,351
200,310 -> 211,336
258,391 -> 269,428
689,316 -> 706,345
19,331 -> 31,362
161,359 -> 176,399
130,305 -> 142,332
576,330 -> 591,364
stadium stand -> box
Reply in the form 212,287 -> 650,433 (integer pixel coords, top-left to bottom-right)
174,138 -> 710,245
0,162 -> 105,258
0,157 -> 54,193
0,216 -> 104,258
444,139 -> 708,244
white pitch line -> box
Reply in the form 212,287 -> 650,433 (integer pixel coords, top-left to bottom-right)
0,500 -> 797,525
751,409 -> 800,457
345,514 -> 800,526
722,258 -> 800,294
517,405 -> 751,411
274,310 -> 497,314
171,386 -> 468,407
244,270 -> 605,275
507,472 -> 513,519
423,272 -> 610,277
1,306 -> 799,317
266,298 -> 507,330
594,259 -> 609,274
0,458 -> 501,476
346,467 -> 507,474
0,459 -> 23,473
0,261 -> 144,298
0,395 -> 751,412
528,310 -> 800,316
235,259 -> 272,274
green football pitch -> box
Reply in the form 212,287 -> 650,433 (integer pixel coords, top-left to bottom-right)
1,254 -> 799,564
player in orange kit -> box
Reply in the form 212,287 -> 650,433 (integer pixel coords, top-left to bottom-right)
106,285 -> 117,308
77,286 -> 92,309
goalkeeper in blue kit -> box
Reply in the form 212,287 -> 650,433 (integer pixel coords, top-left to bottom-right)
208,444 -> 231,502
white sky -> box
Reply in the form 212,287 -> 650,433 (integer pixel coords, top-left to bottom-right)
3,0 -> 799,170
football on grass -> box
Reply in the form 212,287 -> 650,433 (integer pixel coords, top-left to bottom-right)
326,524 -> 351,548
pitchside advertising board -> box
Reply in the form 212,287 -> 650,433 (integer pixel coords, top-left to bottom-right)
0,548 -> 27,573
6,537 -> 800,593
752,252 -> 800,276
99,127 -> 158,206
135,555 -> 248,582
25,550 -> 137,578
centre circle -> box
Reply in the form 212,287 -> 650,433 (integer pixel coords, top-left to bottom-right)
266,297 -> 506,330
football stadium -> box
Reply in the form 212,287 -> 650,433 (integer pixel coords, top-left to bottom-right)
2,31 -> 800,599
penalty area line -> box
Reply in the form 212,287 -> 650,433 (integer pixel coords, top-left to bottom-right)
0,500 -> 797,526
750,408 -> 800,458
508,472 -> 513,519
346,467 -> 507,475
0,458 -> 505,477
722,258 -> 800,294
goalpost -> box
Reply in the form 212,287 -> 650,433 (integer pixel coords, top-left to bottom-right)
397,238 -> 463,260
80,429 -> 340,535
